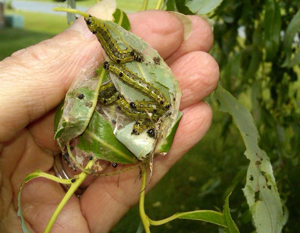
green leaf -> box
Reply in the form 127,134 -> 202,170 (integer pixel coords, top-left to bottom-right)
186,0 -> 223,15
264,0 -> 281,61
284,50 -> 300,68
215,86 -> 283,233
176,210 -> 227,227
77,111 -> 138,164
244,46 -> 262,79
113,8 -> 131,30
165,0 -> 176,11
18,170 -> 72,233
282,8 -> 300,67
174,0 -> 194,15
223,193 -> 240,233
54,67 -> 105,142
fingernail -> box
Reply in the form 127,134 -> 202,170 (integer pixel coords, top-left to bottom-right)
68,1 -> 117,39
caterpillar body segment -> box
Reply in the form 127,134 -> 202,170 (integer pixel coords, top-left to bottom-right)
103,62 -> 171,110
84,15 -> 143,63
98,82 -> 119,105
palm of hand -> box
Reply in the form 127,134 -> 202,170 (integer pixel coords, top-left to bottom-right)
0,10 -> 218,233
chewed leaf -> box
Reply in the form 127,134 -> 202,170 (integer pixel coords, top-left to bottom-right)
223,193 -> 240,233
87,0 -> 117,21
53,8 -> 182,163
100,20 -> 182,159
215,86 -> 283,233
54,66 -> 105,143
18,170 -> 72,233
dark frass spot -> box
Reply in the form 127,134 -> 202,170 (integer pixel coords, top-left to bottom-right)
112,163 -> 118,168
88,155 -> 93,160
85,102 -> 93,108
77,93 -> 85,100
153,57 -> 160,65
71,178 -> 76,183
112,119 -> 116,124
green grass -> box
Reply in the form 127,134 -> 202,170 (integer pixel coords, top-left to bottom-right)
0,10 -> 68,60
19,0 -> 158,12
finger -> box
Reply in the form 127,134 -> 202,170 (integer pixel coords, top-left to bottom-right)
166,15 -> 214,64
80,101 -> 212,232
0,9 -> 186,142
28,109 -> 61,153
171,51 -> 219,109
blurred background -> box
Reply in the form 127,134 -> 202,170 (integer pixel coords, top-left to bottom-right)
1,0 -> 299,232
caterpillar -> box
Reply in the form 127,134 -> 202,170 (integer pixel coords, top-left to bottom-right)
98,82 -> 119,105
103,61 -> 171,110
98,83 -> 160,138
84,15 -> 143,64
132,100 -> 166,116
132,119 -> 156,137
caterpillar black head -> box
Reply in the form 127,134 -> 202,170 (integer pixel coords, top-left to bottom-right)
147,128 -> 156,138
84,15 -> 93,26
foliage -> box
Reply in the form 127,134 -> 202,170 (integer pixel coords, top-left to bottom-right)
209,0 -> 300,231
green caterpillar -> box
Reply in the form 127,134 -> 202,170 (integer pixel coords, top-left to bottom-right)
84,15 -> 143,64
103,61 -> 171,110
98,82 -> 163,137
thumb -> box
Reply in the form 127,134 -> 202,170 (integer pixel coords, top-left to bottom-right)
0,5 -> 104,142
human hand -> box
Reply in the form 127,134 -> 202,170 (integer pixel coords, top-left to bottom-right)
0,5 -> 218,233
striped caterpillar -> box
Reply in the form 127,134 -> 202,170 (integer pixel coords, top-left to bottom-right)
84,15 -> 143,64
103,61 -> 171,110
98,82 -> 164,137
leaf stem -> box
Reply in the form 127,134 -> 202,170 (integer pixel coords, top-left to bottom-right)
44,160 -> 95,233
141,0 -> 149,11
155,0 -> 164,10
53,7 -> 89,18
139,164 -> 151,233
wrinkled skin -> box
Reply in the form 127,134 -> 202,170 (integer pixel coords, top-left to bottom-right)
0,4 -> 219,233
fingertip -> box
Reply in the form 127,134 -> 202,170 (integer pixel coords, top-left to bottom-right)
166,15 -> 214,64
129,10 -> 184,58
